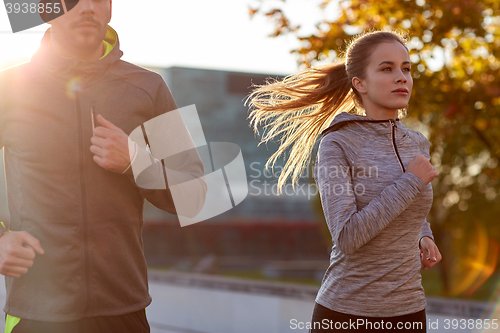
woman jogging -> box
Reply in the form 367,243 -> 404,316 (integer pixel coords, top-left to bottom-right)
247,30 -> 442,332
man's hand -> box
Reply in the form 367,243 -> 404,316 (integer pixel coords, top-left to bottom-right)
90,114 -> 132,173
0,231 -> 45,278
419,236 -> 442,270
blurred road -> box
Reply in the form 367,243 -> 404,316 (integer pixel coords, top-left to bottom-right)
0,274 -> 496,333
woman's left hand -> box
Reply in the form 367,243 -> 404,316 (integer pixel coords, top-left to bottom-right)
419,236 -> 442,270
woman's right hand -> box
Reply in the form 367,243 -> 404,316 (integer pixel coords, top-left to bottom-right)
406,154 -> 439,185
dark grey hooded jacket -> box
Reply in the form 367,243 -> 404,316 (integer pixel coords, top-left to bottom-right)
314,111 -> 434,317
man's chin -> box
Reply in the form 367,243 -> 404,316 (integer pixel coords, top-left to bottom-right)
72,26 -> 105,40
72,33 -> 105,50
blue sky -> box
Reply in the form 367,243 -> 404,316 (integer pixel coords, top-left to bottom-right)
0,0 -> 339,74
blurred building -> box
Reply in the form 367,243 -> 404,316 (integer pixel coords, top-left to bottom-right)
143,66 -> 318,224
143,66 -> 326,266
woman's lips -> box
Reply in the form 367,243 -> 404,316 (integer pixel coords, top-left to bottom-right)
392,89 -> 409,95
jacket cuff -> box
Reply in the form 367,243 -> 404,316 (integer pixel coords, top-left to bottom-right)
402,171 -> 426,193
121,139 -> 138,175
121,142 -> 164,189
0,221 -> 11,237
419,233 -> 434,242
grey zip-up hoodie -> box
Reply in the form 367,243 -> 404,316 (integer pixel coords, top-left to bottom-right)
313,111 -> 434,317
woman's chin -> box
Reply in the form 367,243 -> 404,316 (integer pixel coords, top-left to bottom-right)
384,103 -> 408,111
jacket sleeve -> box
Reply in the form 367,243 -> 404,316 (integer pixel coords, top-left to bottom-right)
122,79 -> 207,218
314,137 -> 427,255
419,218 -> 434,245
416,132 -> 435,244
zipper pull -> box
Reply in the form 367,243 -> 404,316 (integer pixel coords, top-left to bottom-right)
90,103 -> 96,134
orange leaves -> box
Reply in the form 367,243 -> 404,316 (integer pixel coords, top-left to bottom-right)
444,103 -> 460,119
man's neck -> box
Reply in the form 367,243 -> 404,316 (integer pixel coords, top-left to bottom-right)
49,37 -> 105,61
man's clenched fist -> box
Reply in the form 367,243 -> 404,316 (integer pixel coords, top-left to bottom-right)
90,114 -> 133,173
0,231 -> 45,278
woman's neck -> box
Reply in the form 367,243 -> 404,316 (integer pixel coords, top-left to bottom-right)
364,109 -> 399,120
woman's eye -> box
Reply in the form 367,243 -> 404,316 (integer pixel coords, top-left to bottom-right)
382,67 -> 391,71
403,67 -> 411,72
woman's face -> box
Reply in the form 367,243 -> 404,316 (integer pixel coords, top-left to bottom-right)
353,41 -> 413,116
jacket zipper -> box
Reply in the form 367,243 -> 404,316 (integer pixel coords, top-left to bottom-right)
90,103 -> 96,132
321,117 -> 406,174
389,119 -> 405,173
76,90 -> 91,314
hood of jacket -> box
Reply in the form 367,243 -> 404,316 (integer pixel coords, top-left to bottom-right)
29,25 -> 123,84
321,111 -> 405,139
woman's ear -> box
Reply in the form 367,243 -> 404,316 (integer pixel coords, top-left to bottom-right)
352,77 -> 367,94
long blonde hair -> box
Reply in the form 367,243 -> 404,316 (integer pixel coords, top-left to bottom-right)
246,30 -> 409,194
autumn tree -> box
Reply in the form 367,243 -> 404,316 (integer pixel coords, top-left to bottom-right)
251,0 -> 500,298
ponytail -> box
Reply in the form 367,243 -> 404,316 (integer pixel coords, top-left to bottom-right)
246,61 -> 355,194
246,29 -> 409,195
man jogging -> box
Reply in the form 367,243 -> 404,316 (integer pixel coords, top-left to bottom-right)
0,1 -> 205,332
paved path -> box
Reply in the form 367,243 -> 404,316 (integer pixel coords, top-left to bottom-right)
0,274 -> 497,333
